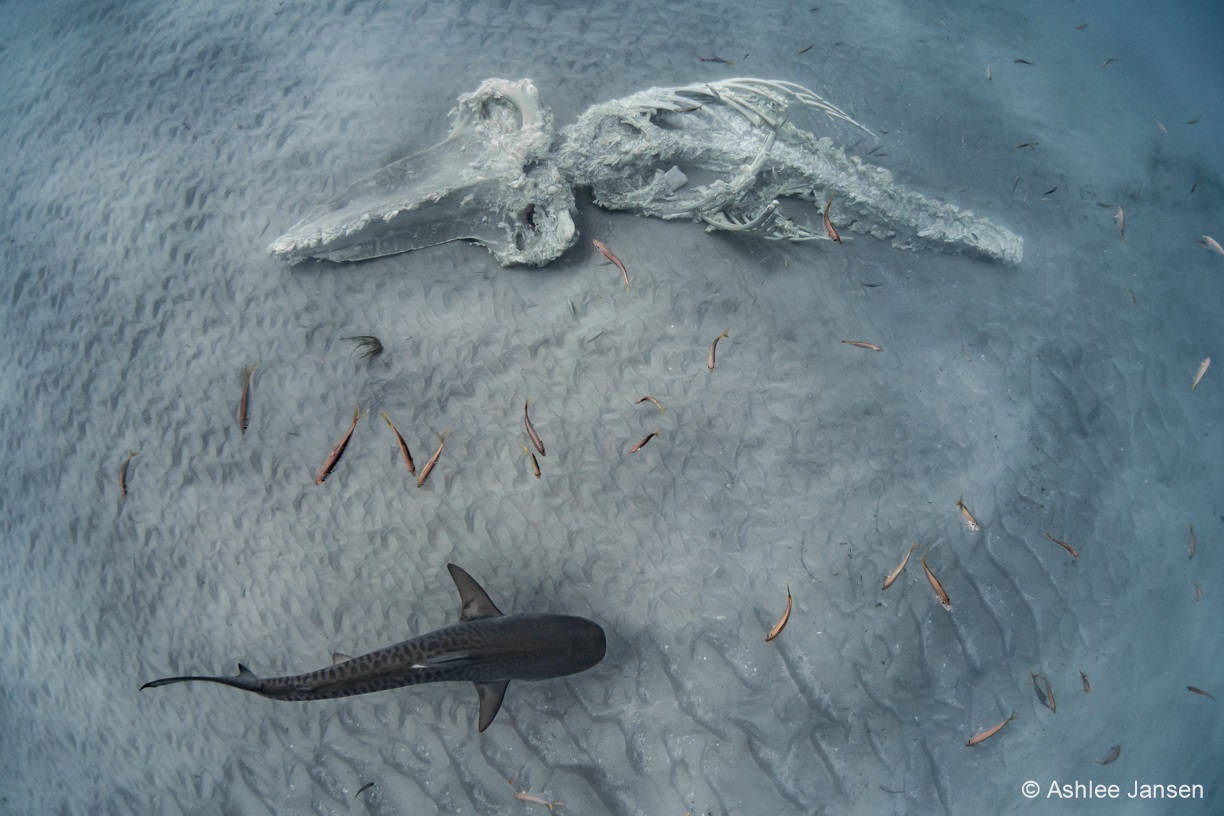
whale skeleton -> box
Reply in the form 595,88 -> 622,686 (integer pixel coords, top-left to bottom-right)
268,77 -> 1022,268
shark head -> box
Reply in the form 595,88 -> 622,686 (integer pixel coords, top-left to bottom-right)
494,614 -> 607,680
447,563 -> 606,731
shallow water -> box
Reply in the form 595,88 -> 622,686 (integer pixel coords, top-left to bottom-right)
0,0 -> 1221,814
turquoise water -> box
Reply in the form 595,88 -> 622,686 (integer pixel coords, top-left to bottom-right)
0,0 -> 1220,813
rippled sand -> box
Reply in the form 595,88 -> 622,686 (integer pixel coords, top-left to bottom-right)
0,0 -> 1221,814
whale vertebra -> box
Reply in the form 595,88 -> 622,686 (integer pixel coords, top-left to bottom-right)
140,563 -> 606,732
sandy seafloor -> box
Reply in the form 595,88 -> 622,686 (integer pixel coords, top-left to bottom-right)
1,0 -> 1222,813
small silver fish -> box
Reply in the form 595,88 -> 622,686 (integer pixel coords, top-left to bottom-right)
921,555 -> 952,611
1201,234 -> 1224,257
416,431 -> 448,488
882,543 -> 916,591
1191,357 -> 1210,391
956,496 -> 981,532
524,400 -> 546,456
708,330 -> 729,372
966,713 -> 1015,746
765,585 -> 792,642
315,407 -> 360,485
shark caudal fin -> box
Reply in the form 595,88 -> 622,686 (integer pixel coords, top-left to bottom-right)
474,680 -> 509,732
139,663 -> 262,693
447,563 -> 503,621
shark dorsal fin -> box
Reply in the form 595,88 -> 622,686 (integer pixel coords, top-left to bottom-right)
474,680 -> 509,732
447,563 -> 503,621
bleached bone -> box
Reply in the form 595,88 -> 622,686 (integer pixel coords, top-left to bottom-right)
558,78 -> 1022,264
268,78 -> 576,267
270,78 -> 1022,268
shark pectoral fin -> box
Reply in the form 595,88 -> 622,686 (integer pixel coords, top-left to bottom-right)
474,680 -> 509,732
332,652 -> 353,665
447,564 -> 504,621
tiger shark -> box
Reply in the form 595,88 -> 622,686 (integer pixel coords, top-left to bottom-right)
140,563 -> 606,731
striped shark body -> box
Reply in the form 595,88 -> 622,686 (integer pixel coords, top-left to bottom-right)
140,563 -> 606,731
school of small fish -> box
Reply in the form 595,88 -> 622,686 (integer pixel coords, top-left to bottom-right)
863,482 -> 1211,753
115,207 -> 1211,782
970,43 -> 1221,758
119,212 -> 1207,776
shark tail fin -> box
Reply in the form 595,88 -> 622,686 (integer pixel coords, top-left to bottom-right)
474,680 -> 509,732
140,663 -> 262,693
